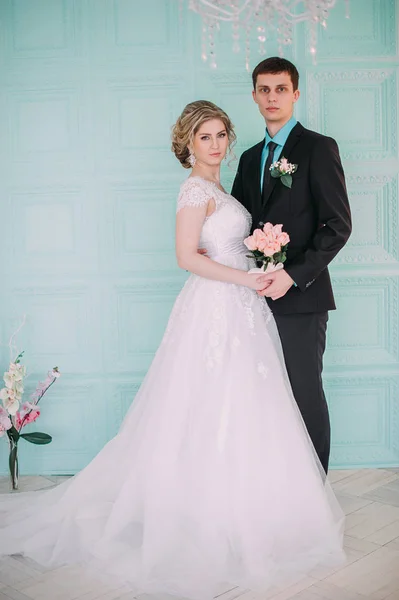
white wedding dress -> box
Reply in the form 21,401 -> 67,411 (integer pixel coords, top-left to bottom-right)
0,176 -> 344,600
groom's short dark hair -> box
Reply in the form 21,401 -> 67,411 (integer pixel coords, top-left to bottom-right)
252,57 -> 299,91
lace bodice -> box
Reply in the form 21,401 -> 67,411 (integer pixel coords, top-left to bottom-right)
177,176 -> 252,266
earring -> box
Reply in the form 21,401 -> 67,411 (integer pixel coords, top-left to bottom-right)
188,152 -> 196,167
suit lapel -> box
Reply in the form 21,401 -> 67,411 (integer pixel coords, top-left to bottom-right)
261,122 -> 304,210
247,140 -> 264,222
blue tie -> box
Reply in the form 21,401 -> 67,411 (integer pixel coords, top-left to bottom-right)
262,141 -> 278,198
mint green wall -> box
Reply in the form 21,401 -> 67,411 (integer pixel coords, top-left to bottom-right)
0,0 -> 398,474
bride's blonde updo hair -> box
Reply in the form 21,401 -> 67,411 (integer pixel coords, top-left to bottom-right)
171,100 -> 236,169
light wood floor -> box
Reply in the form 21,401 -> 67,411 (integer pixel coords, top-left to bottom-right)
1,468 -> 399,600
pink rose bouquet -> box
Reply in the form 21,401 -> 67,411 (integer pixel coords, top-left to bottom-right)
244,222 -> 290,274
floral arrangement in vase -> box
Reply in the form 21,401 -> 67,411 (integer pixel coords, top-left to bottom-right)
0,347 -> 60,491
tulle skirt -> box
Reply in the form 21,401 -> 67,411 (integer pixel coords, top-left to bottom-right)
0,255 -> 344,600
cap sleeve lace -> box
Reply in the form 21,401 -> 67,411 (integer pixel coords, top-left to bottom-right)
176,179 -> 212,214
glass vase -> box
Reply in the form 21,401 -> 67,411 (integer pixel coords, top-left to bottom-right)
8,436 -> 19,491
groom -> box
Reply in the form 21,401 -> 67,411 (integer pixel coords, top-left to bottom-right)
232,57 -> 352,473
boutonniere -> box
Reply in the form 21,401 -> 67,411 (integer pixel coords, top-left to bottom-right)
270,157 -> 298,189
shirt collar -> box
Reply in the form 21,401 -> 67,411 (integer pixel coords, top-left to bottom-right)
265,116 -> 297,148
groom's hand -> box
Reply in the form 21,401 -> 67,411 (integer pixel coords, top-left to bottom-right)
257,270 -> 294,300
255,274 -> 274,291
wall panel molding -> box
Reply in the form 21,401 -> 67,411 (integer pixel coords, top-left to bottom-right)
0,1 -> 397,473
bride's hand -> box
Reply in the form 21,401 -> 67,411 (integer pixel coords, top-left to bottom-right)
245,273 -> 273,291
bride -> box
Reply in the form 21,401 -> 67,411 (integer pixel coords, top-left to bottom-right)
0,100 -> 344,600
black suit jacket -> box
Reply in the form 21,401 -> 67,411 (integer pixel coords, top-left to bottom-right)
232,122 -> 352,315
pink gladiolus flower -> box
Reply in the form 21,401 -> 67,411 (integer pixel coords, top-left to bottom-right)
20,401 -> 37,415
30,369 -> 60,405
0,406 -> 12,436
15,402 -> 41,429
27,408 -> 41,423
31,381 -> 48,403
273,224 -> 283,236
0,423 -> 10,437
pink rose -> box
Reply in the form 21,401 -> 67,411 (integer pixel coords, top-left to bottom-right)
263,245 -> 274,257
257,239 -> 269,252
263,230 -> 274,243
277,232 -> 290,246
252,229 -> 268,251
263,241 -> 280,257
272,224 -> 283,236
244,229 -> 271,252
279,158 -> 290,173
243,235 -> 257,251
263,222 -> 274,234
246,224 -> 289,256
258,238 -> 273,253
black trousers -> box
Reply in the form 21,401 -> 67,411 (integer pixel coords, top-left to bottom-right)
273,312 -> 331,474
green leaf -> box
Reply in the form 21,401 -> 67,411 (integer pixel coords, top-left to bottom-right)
20,432 -> 52,445
281,175 -> 292,188
7,426 -> 20,443
14,351 -> 25,364
270,170 -> 280,179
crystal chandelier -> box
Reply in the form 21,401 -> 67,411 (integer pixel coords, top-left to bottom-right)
183,0 -> 348,69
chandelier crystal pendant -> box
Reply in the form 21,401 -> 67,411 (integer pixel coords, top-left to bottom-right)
183,0 -> 349,70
